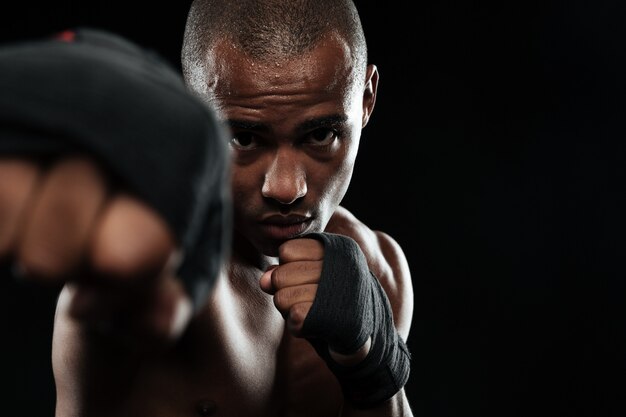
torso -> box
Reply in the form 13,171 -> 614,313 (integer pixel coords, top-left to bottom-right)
53,207 -> 408,417
125,266 -> 343,417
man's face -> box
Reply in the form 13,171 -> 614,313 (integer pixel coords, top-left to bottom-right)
200,35 -> 377,257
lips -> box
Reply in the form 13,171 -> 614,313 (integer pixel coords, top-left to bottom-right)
259,214 -> 313,240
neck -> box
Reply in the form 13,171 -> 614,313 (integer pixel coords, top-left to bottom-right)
224,232 -> 278,302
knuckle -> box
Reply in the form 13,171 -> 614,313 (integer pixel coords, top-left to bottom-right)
279,238 -> 324,262
299,260 -> 321,278
0,160 -> 39,193
90,196 -> 174,279
273,289 -> 288,310
297,261 -> 311,273
24,204 -> 90,267
20,229 -> 83,279
45,192 -> 88,233
271,267 -> 286,289
277,241 -> 293,261
90,242 -> 138,278
0,160 -> 40,256
18,247 -> 68,279
306,239 -> 325,260
91,227 -> 143,279
45,159 -> 107,207
274,285 -> 317,312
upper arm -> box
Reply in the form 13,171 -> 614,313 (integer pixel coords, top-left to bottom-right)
373,230 -> 413,342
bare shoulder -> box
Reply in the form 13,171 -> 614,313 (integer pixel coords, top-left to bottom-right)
325,206 -> 414,339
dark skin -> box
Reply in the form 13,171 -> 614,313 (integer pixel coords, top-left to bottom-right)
0,32 -> 414,416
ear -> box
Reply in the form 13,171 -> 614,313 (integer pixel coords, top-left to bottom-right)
361,64 -> 379,128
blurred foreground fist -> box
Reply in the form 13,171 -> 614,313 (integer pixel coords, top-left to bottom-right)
0,28 -> 231,341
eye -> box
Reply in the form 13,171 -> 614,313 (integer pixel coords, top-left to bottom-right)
230,132 -> 258,150
306,128 -> 337,146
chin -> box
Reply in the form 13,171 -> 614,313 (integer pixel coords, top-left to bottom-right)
240,217 -> 327,259
261,246 -> 280,258
250,236 -> 283,258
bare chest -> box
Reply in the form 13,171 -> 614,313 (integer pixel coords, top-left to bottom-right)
126,279 -> 342,417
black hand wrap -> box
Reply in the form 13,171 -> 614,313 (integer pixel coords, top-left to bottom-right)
301,232 -> 411,409
0,28 -> 231,310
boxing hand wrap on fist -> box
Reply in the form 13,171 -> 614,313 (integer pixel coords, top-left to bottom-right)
0,28 -> 231,310
299,232 -> 411,409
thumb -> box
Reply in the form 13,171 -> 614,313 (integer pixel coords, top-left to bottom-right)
259,264 -> 279,294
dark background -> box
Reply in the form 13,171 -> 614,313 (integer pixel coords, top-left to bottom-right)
2,1 -> 625,416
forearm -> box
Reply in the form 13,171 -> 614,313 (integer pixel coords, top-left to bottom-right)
330,340 -> 413,417
340,389 -> 413,417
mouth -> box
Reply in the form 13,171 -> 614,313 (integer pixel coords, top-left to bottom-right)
258,214 -> 313,241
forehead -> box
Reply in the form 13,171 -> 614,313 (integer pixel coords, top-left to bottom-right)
201,34 -> 359,104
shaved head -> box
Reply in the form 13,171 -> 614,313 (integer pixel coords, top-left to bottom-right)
181,0 -> 368,94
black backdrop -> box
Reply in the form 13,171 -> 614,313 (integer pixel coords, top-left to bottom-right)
2,1 -> 626,416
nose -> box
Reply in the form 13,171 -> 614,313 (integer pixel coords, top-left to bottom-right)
262,149 -> 307,205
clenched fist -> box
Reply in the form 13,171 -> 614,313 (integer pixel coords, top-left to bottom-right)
0,157 -> 191,344
260,232 -> 411,408
0,28 -> 230,340
258,236 -> 371,365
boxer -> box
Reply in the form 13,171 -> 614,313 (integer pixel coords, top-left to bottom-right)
1,1 -> 414,416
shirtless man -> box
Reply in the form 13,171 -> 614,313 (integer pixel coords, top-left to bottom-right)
0,0 -> 413,415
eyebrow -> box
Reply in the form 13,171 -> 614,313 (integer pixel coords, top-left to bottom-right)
226,119 -> 270,132
297,115 -> 348,132
225,114 -> 348,133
